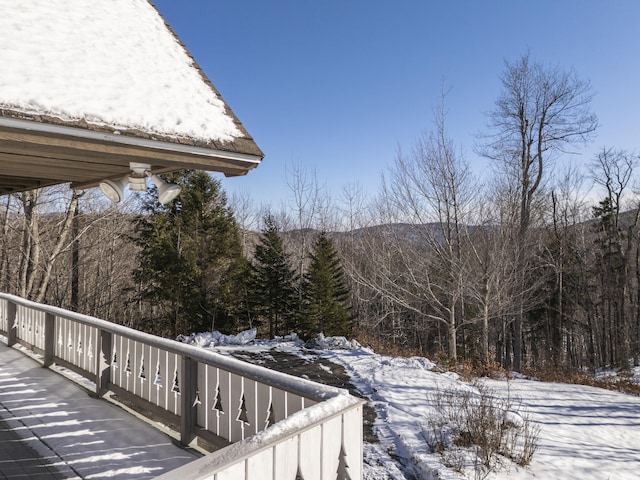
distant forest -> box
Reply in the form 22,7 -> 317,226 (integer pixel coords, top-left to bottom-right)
2,53 -> 639,374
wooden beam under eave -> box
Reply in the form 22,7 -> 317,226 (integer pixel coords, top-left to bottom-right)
0,176 -> 50,194
0,154 -> 124,181
0,126 -> 261,174
0,119 -> 262,196
0,140 -> 257,180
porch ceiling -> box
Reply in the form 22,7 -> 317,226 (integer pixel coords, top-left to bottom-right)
0,118 -> 263,195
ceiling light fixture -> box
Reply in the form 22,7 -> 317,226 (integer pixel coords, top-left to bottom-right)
149,173 -> 182,204
99,162 -> 181,204
128,162 -> 150,192
99,176 -> 128,203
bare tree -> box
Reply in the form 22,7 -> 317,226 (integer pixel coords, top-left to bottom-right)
0,195 -> 12,292
465,186 -> 521,366
72,197 -> 140,325
480,53 -> 597,371
7,187 -> 83,302
545,164 -> 592,367
335,183 -> 370,329
33,189 -> 80,303
16,189 -> 40,297
286,162 -> 323,304
355,90 -> 478,361
229,189 -> 259,256
590,148 -> 639,368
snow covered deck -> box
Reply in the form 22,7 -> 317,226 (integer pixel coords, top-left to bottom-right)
0,293 -> 364,479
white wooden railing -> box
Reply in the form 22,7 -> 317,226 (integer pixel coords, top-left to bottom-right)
0,293 -> 364,480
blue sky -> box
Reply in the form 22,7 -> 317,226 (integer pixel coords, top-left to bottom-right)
153,0 -> 640,209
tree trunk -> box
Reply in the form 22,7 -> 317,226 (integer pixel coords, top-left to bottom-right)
18,191 -> 40,299
482,301 -> 489,365
448,317 -> 457,362
71,193 -> 80,311
0,195 -> 11,292
36,191 -> 79,303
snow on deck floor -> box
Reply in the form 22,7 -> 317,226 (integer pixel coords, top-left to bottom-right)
0,341 -> 200,479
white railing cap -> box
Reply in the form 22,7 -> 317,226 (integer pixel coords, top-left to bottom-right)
154,394 -> 364,480
0,292 -> 345,401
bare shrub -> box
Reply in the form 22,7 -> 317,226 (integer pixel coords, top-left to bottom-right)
526,365 -> 640,396
424,380 -> 541,478
352,328 -> 425,358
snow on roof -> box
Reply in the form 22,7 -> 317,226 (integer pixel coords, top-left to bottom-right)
0,0 -> 244,145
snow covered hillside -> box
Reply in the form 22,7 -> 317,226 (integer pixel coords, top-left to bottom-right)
178,330 -> 640,480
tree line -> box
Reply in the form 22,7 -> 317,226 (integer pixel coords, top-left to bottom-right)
0,171 -> 352,342
1,52 -> 639,373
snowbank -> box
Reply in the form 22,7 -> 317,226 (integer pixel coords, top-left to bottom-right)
180,328 -> 640,479
177,328 -> 259,348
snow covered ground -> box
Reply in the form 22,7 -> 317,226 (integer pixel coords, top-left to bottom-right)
179,330 -> 640,480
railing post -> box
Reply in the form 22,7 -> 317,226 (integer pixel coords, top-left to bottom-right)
96,329 -> 112,397
6,301 -> 17,347
180,355 -> 198,446
43,313 -> 55,367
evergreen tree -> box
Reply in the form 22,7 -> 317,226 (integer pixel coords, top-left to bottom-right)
134,171 -> 245,337
249,216 -> 299,338
302,231 -> 351,338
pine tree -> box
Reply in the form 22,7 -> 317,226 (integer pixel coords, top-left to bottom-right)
134,171 -> 245,337
249,216 -> 299,338
302,231 -> 351,338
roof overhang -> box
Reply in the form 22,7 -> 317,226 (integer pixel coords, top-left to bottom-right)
0,117 -> 263,195
0,0 -> 264,197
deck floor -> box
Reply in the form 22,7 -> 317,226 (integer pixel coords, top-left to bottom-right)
0,341 -> 200,479
0,414 -> 66,480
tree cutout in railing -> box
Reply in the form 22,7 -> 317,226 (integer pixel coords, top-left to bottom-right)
337,445 -> 352,480
58,330 -> 63,347
68,332 -> 73,350
87,337 -> 93,359
212,384 -> 225,416
77,333 -> 82,354
236,393 -> 250,426
193,390 -> 202,407
154,363 -> 162,387
125,352 -> 132,375
139,355 -> 146,380
265,401 -> 276,429
171,369 -> 180,394
112,350 -> 118,368
295,467 -> 305,480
